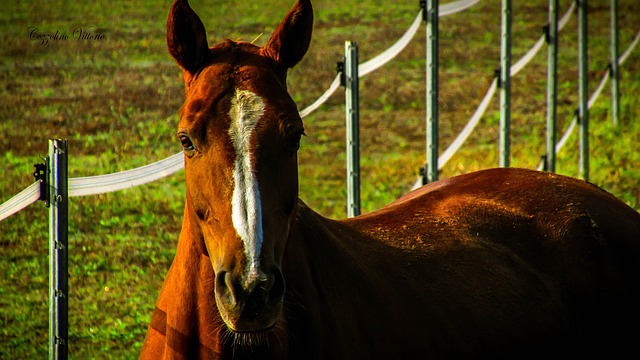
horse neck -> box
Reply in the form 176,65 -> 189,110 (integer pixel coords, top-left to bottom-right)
285,200 -> 394,277
284,201 -> 355,280
281,202 -> 392,342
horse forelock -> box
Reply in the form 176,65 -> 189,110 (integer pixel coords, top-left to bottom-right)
228,88 -> 265,283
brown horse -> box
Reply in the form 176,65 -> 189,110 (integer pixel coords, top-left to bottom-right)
141,0 -> 640,358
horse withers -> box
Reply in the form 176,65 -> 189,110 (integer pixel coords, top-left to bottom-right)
141,0 -> 640,358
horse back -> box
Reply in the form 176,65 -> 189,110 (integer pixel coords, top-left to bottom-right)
336,167 -> 640,357
357,168 -> 640,271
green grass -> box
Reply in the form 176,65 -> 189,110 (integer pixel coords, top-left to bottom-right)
1,0 -> 639,358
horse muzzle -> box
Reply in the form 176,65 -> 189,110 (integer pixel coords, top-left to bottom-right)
214,267 -> 285,332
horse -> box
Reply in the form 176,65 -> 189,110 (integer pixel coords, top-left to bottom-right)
141,0 -> 640,358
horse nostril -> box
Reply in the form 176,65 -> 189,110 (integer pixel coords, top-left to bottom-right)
215,271 -> 242,305
269,269 -> 285,303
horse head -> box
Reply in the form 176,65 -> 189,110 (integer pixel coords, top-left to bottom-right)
167,0 -> 313,333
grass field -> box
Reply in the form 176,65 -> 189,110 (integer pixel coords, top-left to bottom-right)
1,0 -> 639,358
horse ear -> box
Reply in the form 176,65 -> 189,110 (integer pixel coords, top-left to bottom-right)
263,0 -> 313,69
167,0 -> 210,73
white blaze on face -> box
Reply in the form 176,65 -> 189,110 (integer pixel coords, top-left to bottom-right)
228,89 -> 265,284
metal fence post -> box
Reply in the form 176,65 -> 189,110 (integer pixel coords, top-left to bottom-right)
610,0 -> 620,127
344,41 -> 361,217
424,0 -> 439,183
578,0 -> 589,180
49,139 -> 68,360
545,0 -> 559,172
499,0 -> 512,168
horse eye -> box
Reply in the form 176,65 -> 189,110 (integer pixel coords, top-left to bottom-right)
289,131 -> 304,153
179,134 -> 195,151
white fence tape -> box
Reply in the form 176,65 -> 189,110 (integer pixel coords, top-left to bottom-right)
412,77 -> 500,190
511,1 -> 575,76
439,78 -> 499,170
299,75 -> 341,118
68,152 -> 184,197
620,31 -> 640,64
0,153 -> 185,221
300,0 -> 480,118
0,182 -> 41,222
359,11 -> 424,77
440,0 -> 480,16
